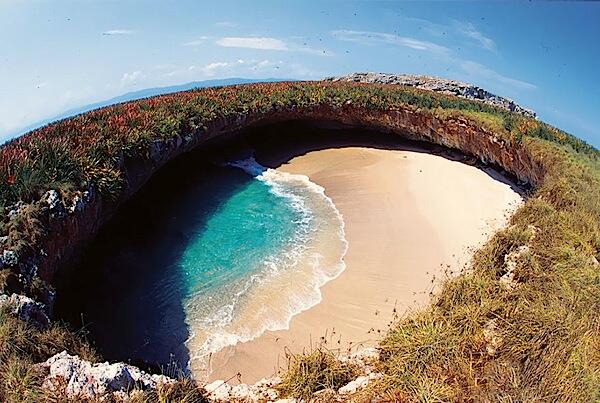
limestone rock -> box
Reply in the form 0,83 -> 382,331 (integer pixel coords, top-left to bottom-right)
483,319 -> 503,356
7,201 -> 26,220
338,372 -> 382,394
44,190 -> 61,210
230,383 -> 252,400
1,249 -> 18,267
205,380 -> 232,401
204,376 -> 282,402
41,189 -> 66,218
250,376 -> 281,401
40,351 -> 175,399
339,375 -> 370,394
0,293 -> 50,329
327,72 -> 536,118
501,245 -> 530,289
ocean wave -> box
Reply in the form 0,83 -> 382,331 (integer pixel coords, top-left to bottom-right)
185,156 -> 348,377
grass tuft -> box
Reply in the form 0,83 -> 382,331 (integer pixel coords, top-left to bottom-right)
0,355 -> 45,403
278,347 -> 359,400
129,379 -> 209,403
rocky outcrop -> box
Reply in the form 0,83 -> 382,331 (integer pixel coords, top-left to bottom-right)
327,72 -> 536,118
501,245 -> 530,289
338,372 -> 383,394
0,293 -> 50,329
499,224 -> 537,290
483,319 -> 502,356
205,377 -> 281,402
204,347 -> 382,402
39,351 -> 175,400
36,347 -> 383,401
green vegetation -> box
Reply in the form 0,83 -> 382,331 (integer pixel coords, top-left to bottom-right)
278,347 -> 359,400
1,81 -> 599,401
0,306 -> 96,402
127,380 -> 209,403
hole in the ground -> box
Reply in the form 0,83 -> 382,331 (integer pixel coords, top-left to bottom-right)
54,120 -> 524,376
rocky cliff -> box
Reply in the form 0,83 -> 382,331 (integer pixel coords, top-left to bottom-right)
327,72 -> 536,118
2,102 -> 544,300
6,103 -> 544,292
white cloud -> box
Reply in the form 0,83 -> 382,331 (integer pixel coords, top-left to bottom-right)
376,14 -> 497,54
185,60 -> 245,77
183,36 -> 210,46
216,36 -> 289,50
456,22 -> 496,52
459,60 -> 536,90
120,71 -> 145,86
331,29 -> 450,54
250,59 -> 284,71
167,58 -> 293,79
201,61 -> 232,74
215,36 -> 332,56
102,29 -> 134,36
215,21 -> 237,28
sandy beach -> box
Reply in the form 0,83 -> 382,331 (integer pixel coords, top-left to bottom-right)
205,146 -> 523,383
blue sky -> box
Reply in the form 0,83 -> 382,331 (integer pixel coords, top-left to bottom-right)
1,1 -> 599,146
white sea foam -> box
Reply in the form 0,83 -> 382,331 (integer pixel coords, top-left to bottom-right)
185,156 -> 348,378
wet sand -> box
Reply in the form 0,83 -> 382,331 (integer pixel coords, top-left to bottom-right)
204,146 -> 523,383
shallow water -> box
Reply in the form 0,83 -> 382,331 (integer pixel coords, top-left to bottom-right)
56,151 -> 346,378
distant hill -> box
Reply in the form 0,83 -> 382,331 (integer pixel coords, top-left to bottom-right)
5,77 -> 292,142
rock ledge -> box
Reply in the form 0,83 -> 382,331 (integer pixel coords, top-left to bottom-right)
327,72 -> 536,118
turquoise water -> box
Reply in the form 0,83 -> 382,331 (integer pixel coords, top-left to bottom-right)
185,159 -> 347,378
56,154 -> 346,378
179,167 -> 313,340
180,178 -> 301,298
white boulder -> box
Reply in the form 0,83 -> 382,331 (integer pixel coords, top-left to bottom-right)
40,351 -> 174,399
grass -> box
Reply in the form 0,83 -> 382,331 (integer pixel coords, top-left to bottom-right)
0,356 -> 45,403
0,306 -> 97,402
1,80 -> 599,401
101,379 -> 209,403
277,346 -> 359,400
